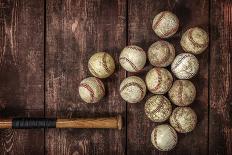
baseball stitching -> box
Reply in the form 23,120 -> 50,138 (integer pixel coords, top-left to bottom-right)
181,40 -> 189,52
185,108 -> 197,131
102,53 -> 111,73
151,96 -> 164,119
94,78 -> 105,94
126,46 -> 144,54
172,108 -> 184,132
120,82 -> 144,100
153,41 -> 171,66
188,29 -> 207,48
177,81 -> 183,105
119,57 -> 139,72
79,83 -> 95,103
88,63 -> 101,77
152,11 -> 166,31
150,68 -> 162,92
159,22 -> 179,38
181,64 -> 198,78
153,128 -> 164,151
171,54 -> 192,71
167,126 -> 178,146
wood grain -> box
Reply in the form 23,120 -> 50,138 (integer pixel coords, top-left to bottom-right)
45,0 -> 126,154
56,115 -> 122,129
0,0 -> 44,154
209,0 -> 232,154
127,0 -> 209,154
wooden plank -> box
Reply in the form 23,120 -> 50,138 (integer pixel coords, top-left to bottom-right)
45,0 -> 126,154
0,0 -> 45,154
209,0 -> 232,154
127,0 -> 209,154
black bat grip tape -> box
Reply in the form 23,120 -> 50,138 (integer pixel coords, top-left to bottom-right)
12,118 -> 57,129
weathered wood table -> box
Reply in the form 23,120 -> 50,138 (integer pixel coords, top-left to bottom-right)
0,0 -> 231,154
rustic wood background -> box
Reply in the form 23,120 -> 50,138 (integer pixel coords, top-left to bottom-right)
0,0 -> 231,154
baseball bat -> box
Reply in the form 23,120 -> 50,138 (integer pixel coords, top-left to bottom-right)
0,115 -> 122,130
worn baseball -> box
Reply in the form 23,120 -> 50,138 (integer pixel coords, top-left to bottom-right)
148,41 -> 175,67
119,45 -> 146,72
152,11 -> 179,38
170,107 -> 197,133
168,80 -> 196,106
145,95 -> 172,122
145,68 -> 173,94
151,124 -> 178,151
120,76 -> 146,103
171,53 -> 199,79
79,77 -> 105,103
181,27 -> 209,55
88,52 -> 115,78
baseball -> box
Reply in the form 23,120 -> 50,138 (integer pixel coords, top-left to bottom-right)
145,68 -> 173,94
151,124 -> 178,151
79,77 -> 105,103
119,76 -> 146,103
171,53 -> 199,79
145,95 -> 172,122
170,107 -> 197,133
148,41 -> 175,67
88,52 -> 115,78
152,11 -> 179,38
119,45 -> 146,72
168,80 -> 196,106
181,27 -> 209,55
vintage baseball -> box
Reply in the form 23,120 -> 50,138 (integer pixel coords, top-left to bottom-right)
148,40 -> 175,67
171,53 -> 199,79
181,27 -> 209,55
119,45 -> 146,72
119,76 -> 146,103
79,77 -> 105,103
145,95 -> 172,122
168,80 -> 196,106
170,107 -> 197,133
151,124 -> 178,151
88,52 -> 115,78
145,68 -> 173,94
152,11 -> 179,38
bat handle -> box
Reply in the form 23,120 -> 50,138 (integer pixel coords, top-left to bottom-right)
0,115 -> 122,130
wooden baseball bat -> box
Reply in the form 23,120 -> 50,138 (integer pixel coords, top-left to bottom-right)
0,115 -> 122,130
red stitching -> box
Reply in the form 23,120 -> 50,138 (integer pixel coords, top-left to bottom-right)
94,78 -> 105,94
120,82 -> 144,100
126,46 -> 144,54
152,41 -> 172,66
79,83 -> 95,102
152,11 -> 166,31
188,29 -> 207,48
150,68 -> 162,92
173,108 -> 184,133
88,63 -> 101,77
119,57 -> 139,72
159,21 -> 179,38
149,96 -> 164,119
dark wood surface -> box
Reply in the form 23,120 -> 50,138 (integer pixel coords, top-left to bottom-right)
209,0 -> 232,154
45,0 -> 126,154
0,0 -> 44,154
0,0 -> 231,154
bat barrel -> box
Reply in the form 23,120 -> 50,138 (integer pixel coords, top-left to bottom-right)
0,115 -> 122,130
